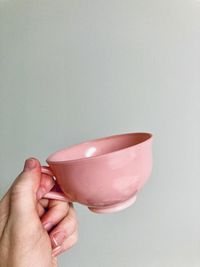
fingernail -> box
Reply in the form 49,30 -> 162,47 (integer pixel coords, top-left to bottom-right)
52,246 -> 62,257
24,158 -> 36,171
43,222 -> 53,231
36,187 -> 46,199
52,232 -> 66,248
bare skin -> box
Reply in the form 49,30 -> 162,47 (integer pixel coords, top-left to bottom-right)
0,158 -> 78,267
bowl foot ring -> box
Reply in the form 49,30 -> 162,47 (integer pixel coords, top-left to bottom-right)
88,194 -> 137,214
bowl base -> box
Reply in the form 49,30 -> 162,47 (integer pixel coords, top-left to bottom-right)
88,194 -> 137,214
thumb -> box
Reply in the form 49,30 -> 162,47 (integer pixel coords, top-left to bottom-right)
9,158 -> 42,221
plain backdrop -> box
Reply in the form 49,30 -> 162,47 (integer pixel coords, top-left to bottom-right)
0,1 -> 200,266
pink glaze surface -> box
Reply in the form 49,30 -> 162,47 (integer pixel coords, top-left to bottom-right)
42,132 -> 153,213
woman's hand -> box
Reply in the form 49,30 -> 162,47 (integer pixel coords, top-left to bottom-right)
0,158 -> 78,267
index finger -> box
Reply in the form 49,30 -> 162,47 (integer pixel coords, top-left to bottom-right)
37,173 -> 55,200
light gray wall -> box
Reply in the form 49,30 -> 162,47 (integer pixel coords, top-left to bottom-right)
0,1 -> 200,266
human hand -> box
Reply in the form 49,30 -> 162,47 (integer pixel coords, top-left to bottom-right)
0,158 -> 78,267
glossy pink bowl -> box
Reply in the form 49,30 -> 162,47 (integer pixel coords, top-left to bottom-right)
42,132 -> 153,214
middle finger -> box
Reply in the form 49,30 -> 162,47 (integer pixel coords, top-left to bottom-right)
41,199 -> 69,231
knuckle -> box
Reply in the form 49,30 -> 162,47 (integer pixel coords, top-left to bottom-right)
66,216 -> 78,231
49,200 -> 69,212
62,232 -> 78,251
68,208 -> 77,222
10,184 -> 24,200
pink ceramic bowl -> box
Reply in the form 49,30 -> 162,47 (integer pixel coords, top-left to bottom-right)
42,132 -> 153,213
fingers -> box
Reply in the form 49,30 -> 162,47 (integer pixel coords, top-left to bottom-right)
41,199 -> 70,231
49,204 -> 78,256
39,198 -> 49,208
8,158 -> 42,224
0,158 -> 43,235
1,158 -> 41,219
0,193 -> 10,237
36,170 -> 56,218
37,173 -> 55,200
1,158 -> 55,222
37,199 -> 49,217
0,188 -> 11,214
52,231 -> 78,257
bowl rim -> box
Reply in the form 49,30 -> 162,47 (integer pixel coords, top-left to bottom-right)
46,132 -> 153,165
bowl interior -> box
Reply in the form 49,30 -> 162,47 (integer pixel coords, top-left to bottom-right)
47,132 -> 152,163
